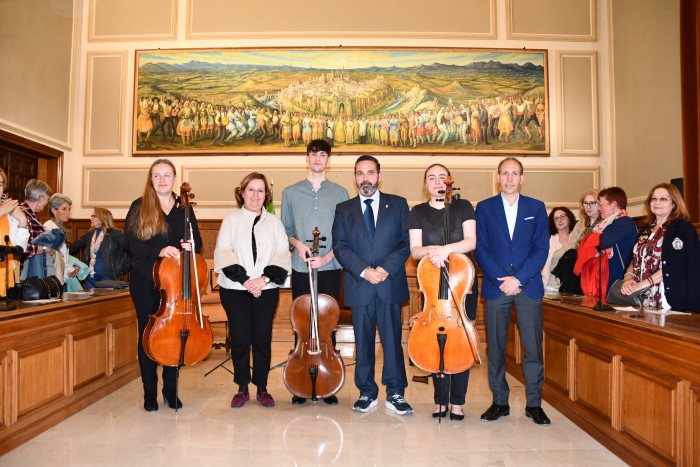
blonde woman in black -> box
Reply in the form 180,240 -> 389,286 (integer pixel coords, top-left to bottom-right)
124,159 -> 202,412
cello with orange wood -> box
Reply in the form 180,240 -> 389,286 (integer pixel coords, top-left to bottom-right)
283,227 -> 345,401
407,176 -> 481,376
143,182 -> 213,370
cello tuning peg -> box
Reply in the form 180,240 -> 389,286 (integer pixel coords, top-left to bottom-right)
319,236 -> 327,241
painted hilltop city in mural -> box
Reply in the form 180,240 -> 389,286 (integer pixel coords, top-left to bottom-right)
133,48 -> 549,156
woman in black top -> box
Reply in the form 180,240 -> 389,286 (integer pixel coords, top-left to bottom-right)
124,159 -> 202,412
407,163 -> 478,421
70,207 -> 126,288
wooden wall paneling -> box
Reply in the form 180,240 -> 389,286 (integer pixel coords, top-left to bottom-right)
508,298 -> 700,465
0,354 -> 5,429
619,359 -> 679,464
0,129 -> 63,204
16,340 -> 66,417
0,293 -> 139,456
543,330 -> 570,397
691,383 -> 700,466
573,341 -> 614,424
112,318 -> 138,372
73,328 -> 108,389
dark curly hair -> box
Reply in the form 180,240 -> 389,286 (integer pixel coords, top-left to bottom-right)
548,206 -> 577,235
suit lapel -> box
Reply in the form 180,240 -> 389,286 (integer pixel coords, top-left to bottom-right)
493,195 -> 511,241
375,192 -> 387,234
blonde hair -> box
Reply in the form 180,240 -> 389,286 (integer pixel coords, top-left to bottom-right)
135,159 -> 176,240
579,189 -> 600,227
93,207 -> 115,229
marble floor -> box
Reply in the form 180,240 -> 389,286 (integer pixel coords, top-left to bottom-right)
1,343 -> 624,466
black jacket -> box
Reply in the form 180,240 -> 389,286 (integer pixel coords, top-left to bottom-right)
653,219 -> 700,312
69,227 -> 127,280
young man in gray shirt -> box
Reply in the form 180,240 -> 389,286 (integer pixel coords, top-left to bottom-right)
281,138 -> 349,405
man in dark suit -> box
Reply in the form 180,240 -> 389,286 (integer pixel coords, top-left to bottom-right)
332,155 -> 412,415
475,157 -> 551,425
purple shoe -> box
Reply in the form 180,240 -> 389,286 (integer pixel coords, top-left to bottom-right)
230,391 -> 250,408
256,391 -> 275,407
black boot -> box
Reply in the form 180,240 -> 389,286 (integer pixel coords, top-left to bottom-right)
144,389 -> 158,412
162,387 -> 183,409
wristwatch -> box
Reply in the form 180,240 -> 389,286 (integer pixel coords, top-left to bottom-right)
262,276 -> 270,284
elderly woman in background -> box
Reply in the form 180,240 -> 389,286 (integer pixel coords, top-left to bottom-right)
70,207 -> 126,289
620,183 -> 700,312
19,179 -> 53,279
595,187 -> 638,293
541,207 -> 577,291
44,193 -> 79,284
215,173 -> 290,409
568,190 -> 601,249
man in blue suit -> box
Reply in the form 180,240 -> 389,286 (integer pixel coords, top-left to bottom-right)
332,155 -> 412,415
475,157 -> 551,425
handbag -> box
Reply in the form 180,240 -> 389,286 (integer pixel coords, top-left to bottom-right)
21,276 -> 50,300
606,278 -> 642,306
21,275 -> 63,301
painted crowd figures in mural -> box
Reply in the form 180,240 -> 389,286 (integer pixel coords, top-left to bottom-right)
133,48 -> 549,156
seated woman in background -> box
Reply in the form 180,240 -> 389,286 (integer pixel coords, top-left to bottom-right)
70,207 -> 126,288
541,207 -> 576,291
620,183 -> 700,312
44,193 -> 79,285
568,190 -> 601,249
595,187 -> 638,293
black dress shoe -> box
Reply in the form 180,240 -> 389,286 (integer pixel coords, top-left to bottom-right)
525,406 -> 551,425
162,388 -> 183,410
449,412 -> 465,421
144,389 -> 158,412
480,403 -> 510,421
432,408 -> 447,419
291,395 -> 307,405
323,395 -> 338,405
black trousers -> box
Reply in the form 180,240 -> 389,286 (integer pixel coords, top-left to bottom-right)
220,287 -> 279,390
291,268 -> 341,301
291,268 -> 341,348
431,274 -> 478,406
129,276 -> 177,392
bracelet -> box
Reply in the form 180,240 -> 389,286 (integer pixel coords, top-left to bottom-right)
647,277 -> 654,287
624,272 -> 633,278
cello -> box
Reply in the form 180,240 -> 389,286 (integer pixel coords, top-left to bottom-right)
283,227 -> 345,401
407,176 -> 481,376
143,182 -> 213,372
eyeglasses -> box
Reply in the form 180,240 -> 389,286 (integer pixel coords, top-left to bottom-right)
650,197 -> 671,204
582,201 -> 598,207
553,215 -> 568,222
90,214 -> 96,218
